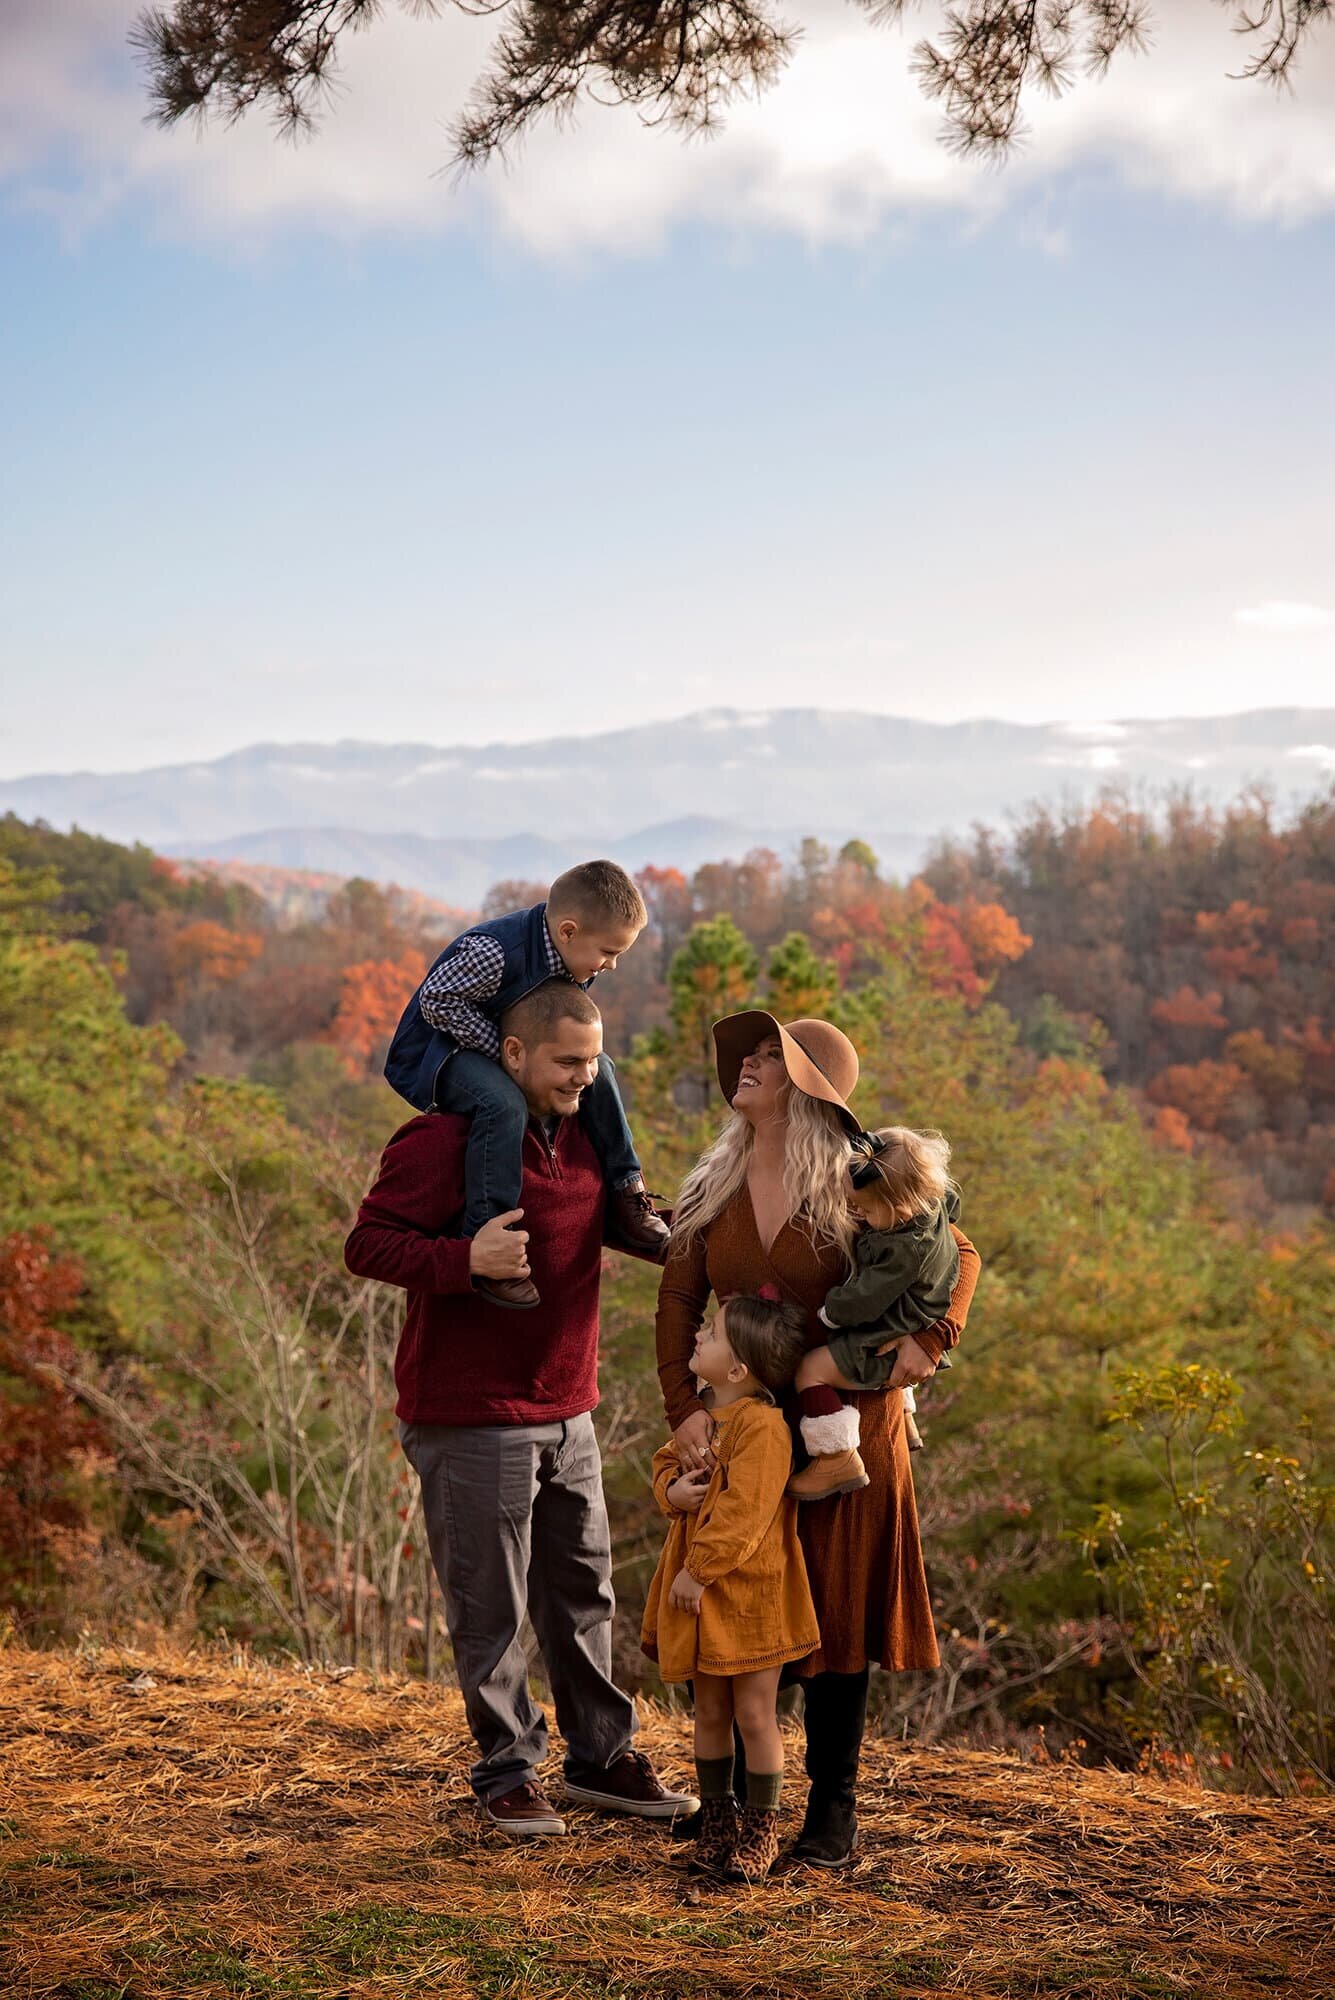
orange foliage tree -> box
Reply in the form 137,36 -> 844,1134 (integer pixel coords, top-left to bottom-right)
327,951 -> 428,1073
1147,1061 -> 1248,1134
170,919 -> 264,987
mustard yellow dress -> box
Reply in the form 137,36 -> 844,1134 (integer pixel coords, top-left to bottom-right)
640,1395 -> 820,1683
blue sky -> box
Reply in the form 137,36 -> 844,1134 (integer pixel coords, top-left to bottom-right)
2,1 -> 1333,778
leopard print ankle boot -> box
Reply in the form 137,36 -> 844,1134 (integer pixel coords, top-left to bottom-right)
688,1794 -> 740,1876
725,1807 -> 781,1882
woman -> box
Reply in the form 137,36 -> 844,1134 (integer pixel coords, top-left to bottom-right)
655,1012 -> 981,1868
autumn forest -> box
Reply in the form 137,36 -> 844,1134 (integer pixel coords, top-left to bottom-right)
1,790 -> 1331,1797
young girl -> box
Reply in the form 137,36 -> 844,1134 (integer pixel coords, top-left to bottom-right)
641,1291 -> 818,1883
787,1126 -> 961,1502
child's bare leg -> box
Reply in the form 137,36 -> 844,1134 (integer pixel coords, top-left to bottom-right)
690,1673 -> 741,1873
692,1672 -> 735,1761
731,1668 -> 784,1778
727,1667 -> 785,1881
795,1345 -> 862,1394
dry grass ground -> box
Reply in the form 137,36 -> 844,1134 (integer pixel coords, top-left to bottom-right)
0,1642 -> 1331,2000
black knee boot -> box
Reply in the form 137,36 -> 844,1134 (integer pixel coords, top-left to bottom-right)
790,1669 -> 869,1868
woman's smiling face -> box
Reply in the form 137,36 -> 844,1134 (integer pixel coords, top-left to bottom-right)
732,1032 -> 789,1122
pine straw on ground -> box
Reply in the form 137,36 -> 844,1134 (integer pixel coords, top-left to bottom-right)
0,1644 -> 1330,2000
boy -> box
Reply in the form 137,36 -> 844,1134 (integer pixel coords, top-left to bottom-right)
385,860 -> 669,1308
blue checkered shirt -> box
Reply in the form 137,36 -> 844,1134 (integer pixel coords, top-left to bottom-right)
418,916 -> 581,1059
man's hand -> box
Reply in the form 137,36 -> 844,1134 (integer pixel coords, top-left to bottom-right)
469,1209 -> 531,1282
880,1333 -> 938,1389
672,1409 -> 716,1475
666,1468 -> 711,1513
668,1567 -> 705,1614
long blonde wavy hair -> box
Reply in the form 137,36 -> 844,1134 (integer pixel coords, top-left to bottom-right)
673,1086 -> 857,1263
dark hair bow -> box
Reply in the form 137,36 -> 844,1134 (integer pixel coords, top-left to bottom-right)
848,1130 -> 887,1190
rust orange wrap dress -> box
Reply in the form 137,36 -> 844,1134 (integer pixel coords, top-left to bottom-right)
641,1395 -> 820,1682
654,1187 -> 981,1677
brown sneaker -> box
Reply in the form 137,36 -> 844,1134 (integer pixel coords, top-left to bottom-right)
688,1794 -> 740,1877
562,1750 -> 698,1818
607,1179 -> 672,1261
483,1779 -> 566,1837
726,1806 -> 781,1882
476,1274 -> 541,1309
787,1448 -> 870,1502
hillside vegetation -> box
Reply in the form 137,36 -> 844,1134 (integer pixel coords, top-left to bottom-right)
1,1641 -> 1331,2000
0,794 -> 1330,1793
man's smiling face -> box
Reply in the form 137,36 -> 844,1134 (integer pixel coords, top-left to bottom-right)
502,1014 -> 603,1118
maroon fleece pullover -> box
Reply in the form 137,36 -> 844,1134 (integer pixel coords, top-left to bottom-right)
343,1110 -> 607,1427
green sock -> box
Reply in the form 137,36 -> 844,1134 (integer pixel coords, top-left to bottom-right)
744,1768 -> 783,1812
695,1755 -> 735,1801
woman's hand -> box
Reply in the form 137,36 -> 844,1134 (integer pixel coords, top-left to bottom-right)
673,1408 -> 716,1475
666,1468 -> 711,1513
881,1333 -> 938,1390
668,1567 -> 705,1614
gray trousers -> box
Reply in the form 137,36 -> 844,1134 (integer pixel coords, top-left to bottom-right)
400,1412 -> 637,1801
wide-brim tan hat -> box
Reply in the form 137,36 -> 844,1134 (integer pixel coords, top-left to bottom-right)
712,1010 -> 862,1136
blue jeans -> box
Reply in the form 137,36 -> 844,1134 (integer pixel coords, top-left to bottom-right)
436,1048 -> 642,1236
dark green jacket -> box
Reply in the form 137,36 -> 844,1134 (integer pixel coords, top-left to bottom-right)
821,1188 -> 962,1338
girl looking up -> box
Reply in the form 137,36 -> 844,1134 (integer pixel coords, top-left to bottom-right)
641,1291 -> 818,1883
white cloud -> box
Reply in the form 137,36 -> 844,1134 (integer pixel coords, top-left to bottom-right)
474,764 -> 564,780
1040,744 -> 1123,771
4,2 -> 1335,250
394,758 -> 463,784
1288,743 -> 1335,770
1059,721 -> 1131,742
1234,600 -> 1334,634
268,761 -> 343,781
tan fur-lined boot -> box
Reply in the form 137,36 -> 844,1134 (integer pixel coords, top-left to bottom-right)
787,1406 -> 869,1502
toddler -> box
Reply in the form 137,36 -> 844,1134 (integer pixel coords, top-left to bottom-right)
641,1290 -> 819,1884
787,1126 -> 960,1502
384,860 -> 669,1307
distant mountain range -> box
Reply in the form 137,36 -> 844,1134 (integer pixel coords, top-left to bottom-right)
3,707 -> 1330,904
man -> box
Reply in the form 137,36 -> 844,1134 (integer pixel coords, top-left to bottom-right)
345,979 -> 696,1837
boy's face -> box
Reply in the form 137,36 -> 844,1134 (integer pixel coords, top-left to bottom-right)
551,916 -> 642,985
689,1307 -> 743,1388
501,1016 -> 603,1118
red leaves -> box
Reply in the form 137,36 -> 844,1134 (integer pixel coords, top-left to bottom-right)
0,1233 -> 106,1598
1152,986 -> 1227,1032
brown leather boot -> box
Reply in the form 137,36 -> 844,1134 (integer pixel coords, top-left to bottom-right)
687,1794 -> 740,1876
607,1178 -> 672,1261
787,1448 -> 869,1502
726,1807 -> 781,1882
476,1274 -> 541,1309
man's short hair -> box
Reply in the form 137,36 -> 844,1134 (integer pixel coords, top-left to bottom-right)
547,860 -> 647,932
501,979 -> 602,1049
